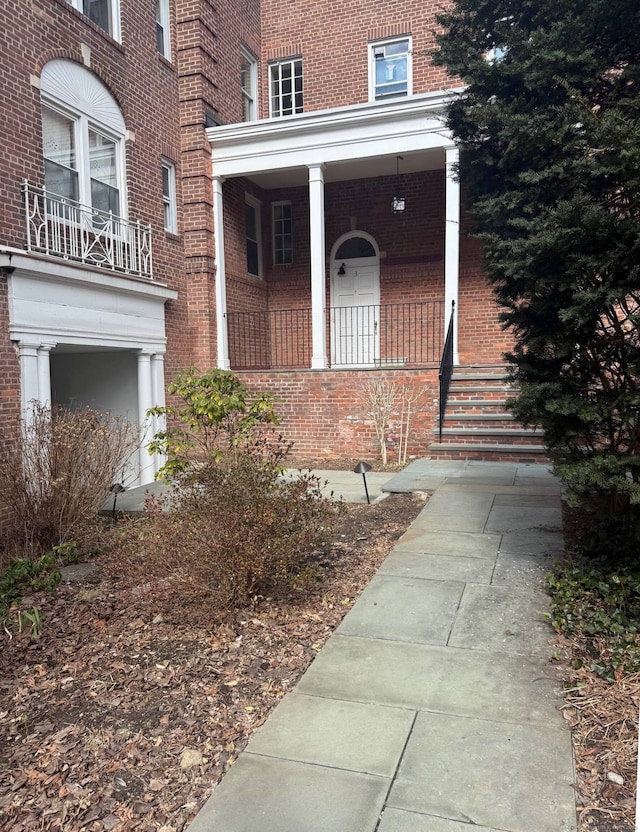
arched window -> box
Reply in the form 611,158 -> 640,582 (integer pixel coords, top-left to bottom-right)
335,236 -> 376,260
40,60 -> 126,218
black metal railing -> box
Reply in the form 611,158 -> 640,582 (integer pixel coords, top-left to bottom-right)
226,301 -> 444,370
438,300 -> 456,441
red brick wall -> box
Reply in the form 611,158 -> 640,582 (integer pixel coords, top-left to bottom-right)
177,0 -> 261,370
259,0 -> 454,115
0,0 -> 189,380
240,368 -> 440,460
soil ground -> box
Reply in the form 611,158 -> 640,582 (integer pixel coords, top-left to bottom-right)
0,493 -> 427,831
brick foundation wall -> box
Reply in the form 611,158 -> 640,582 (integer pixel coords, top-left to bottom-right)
239,368 -> 440,461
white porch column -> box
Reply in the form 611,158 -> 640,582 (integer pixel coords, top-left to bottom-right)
18,342 -> 41,423
212,175 -> 230,370
37,344 -> 54,408
137,350 -> 154,485
308,163 -> 327,369
150,352 -> 167,475
444,145 -> 460,364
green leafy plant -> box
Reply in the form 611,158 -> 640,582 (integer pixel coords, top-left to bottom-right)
124,369 -> 338,612
147,367 -> 279,478
434,1 -> 640,520
548,559 -> 640,681
0,548 -> 66,638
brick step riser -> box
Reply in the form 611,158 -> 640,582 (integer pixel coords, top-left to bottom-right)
434,436 -> 545,447
440,420 -> 519,430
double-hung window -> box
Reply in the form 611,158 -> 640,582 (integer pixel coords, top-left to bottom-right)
269,58 -> 303,117
246,196 -> 262,278
42,103 -> 122,218
241,48 -> 257,121
66,0 -> 121,41
156,0 -> 171,59
272,202 -> 293,265
161,160 -> 177,233
369,37 -> 412,101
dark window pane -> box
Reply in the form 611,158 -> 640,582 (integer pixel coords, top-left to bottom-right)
336,236 -> 376,259
91,178 -> 119,216
247,239 -> 259,275
83,0 -> 111,34
44,159 -> 79,201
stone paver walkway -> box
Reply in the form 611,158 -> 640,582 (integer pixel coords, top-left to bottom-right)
187,460 -> 576,832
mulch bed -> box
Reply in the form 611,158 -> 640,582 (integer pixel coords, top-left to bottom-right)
0,493 -> 427,832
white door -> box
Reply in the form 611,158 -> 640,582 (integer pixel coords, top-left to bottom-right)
331,259 -> 380,365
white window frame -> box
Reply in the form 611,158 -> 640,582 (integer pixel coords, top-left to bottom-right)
269,58 -> 303,118
272,201 -> 293,265
156,0 -> 171,60
161,159 -> 177,233
368,36 -> 412,102
245,195 -> 262,278
41,99 -> 126,220
66,0 -> 121,42
241,47 -> 258,121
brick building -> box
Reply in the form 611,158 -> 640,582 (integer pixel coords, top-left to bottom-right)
179,0 -> 535,461
0,0 -> 188,486
0,0 -> 541,477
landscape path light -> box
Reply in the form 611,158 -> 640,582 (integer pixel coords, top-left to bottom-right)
353,460 -> 372,504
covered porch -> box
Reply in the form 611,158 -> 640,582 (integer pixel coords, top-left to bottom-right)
207,91 -> 462,372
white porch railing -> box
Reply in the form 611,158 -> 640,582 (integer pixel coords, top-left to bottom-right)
23,181 -> 153,279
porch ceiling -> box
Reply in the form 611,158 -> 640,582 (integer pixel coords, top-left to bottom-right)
208,89 -> 462,189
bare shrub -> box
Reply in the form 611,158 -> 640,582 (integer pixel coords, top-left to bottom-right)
0,404 -> 139,560
358,379 -> 399,465
117,435 -> 337,612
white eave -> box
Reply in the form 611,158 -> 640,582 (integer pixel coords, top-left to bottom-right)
207,89 -> 463,185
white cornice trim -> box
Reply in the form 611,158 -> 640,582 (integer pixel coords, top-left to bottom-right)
206,89 -> 463,179
0,248 -> 177,302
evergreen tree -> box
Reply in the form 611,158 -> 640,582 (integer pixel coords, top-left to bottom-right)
435,0 -> 640,518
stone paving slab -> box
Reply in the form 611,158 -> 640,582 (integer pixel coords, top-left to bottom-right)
448,584 -> 553,656
387,711 -> 576,832
296,635 -> 565,727
187,754 -> 389,832
492,551 -> 553,588
378,550 -> 495,584
493,492 -> 562,507
393,529 -> 501,558
409,491 -> 495,533
500,529 -> 566,557
336,575 -> 464,645
486,504 -> 563,534
244,692 -> 415,777
378,808 -> 502,832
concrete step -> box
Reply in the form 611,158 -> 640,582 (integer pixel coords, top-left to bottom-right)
429,441 -> 548,462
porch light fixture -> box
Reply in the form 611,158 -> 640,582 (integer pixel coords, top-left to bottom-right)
353,460 -> 372,504
392,155 -> 406,214
337,262 -> 346,276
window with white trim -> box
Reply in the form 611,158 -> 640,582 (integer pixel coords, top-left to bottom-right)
161,160 -> 177,233
66,0 -> 121,41
269,58 -> 303,117
272,202 -> 292,265
42,102 -> 123,217
241,48 -> 257,121
156,0 -> 171,60
40,60 -> 127,219
245,196 -> 262,277
369,37 -> 412,101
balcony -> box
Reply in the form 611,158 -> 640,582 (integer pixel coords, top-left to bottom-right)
227,301 -> 444,370
23,181 -> 153,279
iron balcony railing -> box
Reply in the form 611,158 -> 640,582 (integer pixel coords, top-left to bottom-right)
23,181 -> 153,279
227,301 -> 444,370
